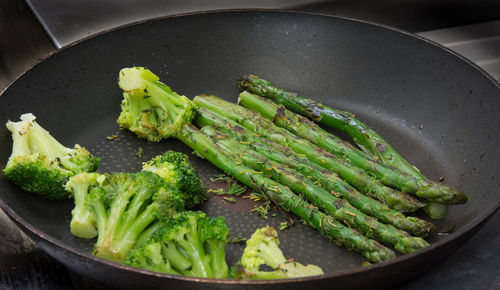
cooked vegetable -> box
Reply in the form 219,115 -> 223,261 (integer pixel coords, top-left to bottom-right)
193,95 -> 424,212
3,113 -> 100,199
237,91 -> 468,205
194,109 -> 434,237
88,171 -> 184,263
142,150 -> 205,208
125,211 -> 230,278
230,226 -> 324,279
237,75 -> 466,217
65,172 -> 102,239
201,126 -> 430,254
117,67 -> 196,142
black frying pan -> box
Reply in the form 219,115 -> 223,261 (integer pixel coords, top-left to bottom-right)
0,10 -> 499,290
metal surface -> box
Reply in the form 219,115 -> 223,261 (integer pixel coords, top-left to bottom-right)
0,10 -> 499,289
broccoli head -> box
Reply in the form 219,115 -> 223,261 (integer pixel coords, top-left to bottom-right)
89,171 -> 185,263
142,150 -> 205,208
125,211 -> 230,279
3,113 -> 101,199
117,67 -> 197,142
231,226 -> 324,279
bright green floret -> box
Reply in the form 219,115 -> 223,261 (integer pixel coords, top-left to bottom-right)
125,211 -> 230,279
65,172 -> 104,239
3,113 -> 101,199
142,150 -> 206,209
231,226 -> 324,279
89,171 -> 185,263
117,67 -> 197,142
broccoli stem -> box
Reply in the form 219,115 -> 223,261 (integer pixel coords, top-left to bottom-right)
65,173 -> 99,239
92,187 -> 159,262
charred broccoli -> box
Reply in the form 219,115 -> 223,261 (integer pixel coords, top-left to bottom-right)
231,226 -> 324,279
125,211 -> 230,278
3,113 -> 100,199
87,171 -> 185,263
142,150 -> 205,208
117,67 -> 197,142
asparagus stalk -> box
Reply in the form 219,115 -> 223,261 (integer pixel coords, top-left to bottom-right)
201,125 -> 430,254
193,95 -> 425,212
237,76 -> 459,217
178,124 -> 396,262
237,91 -> 468,206
194,109 -> 435,237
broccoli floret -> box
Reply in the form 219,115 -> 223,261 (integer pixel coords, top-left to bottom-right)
125,211 -> 230,278
117,67 -> 197,142
89,171 -> 185,263
65,172 -> 104,239
231,226 -> 324,279
142,150 -> 205,208
3,113 -> 101,199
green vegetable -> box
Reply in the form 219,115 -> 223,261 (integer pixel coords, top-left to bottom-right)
193,95 -> 424,212
3,113 -> 100,199
202,126 -> 429,254
237,75 -> 470,215
179,124 -> 396,263
125,211 -> 230,278
237,90 -> 467,206
195,110 -> 434,236
64,172 -> 102,239
88,171 -> 185,263
117,67 -> 196,142
142,150 -> 205,208
231,226 -> 324,279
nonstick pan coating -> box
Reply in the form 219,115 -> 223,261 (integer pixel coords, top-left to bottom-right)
0,10 -> 499,289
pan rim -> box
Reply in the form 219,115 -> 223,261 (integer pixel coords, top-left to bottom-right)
1,8 -> 499,285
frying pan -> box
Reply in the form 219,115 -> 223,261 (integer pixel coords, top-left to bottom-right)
0,10 -> 499,289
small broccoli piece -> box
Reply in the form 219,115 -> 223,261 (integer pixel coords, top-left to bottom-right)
117,67 -> 197,142
125,211 -> 230,278
65,172 -> 104,239
3,113 -> 101,199
89,171 -> 184,263
231,226 -> 324,279
142,150 -> 205,208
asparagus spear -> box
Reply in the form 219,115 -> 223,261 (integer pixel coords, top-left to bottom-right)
237,75 -> 458,217
237,91 -> 468,206
178,124 -> 396,262
194,109 -> 435,237
193,95 -> 425,212
201,125 -> 430,254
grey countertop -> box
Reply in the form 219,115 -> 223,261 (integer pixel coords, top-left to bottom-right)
1,0 -> 499,289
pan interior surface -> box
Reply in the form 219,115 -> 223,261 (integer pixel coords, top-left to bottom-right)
0,10 -> 499,285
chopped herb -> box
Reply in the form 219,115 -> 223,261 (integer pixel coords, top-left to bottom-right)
223,196 -> 236,203
226,182 -> 246,196
207,188 -> 225,195
106,134 -> 119,141
251,200 -> 271,219
135,147 -> 143,158
231,234 -> 247,244
210,173 -> 232,183
279,221 -> 293,231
